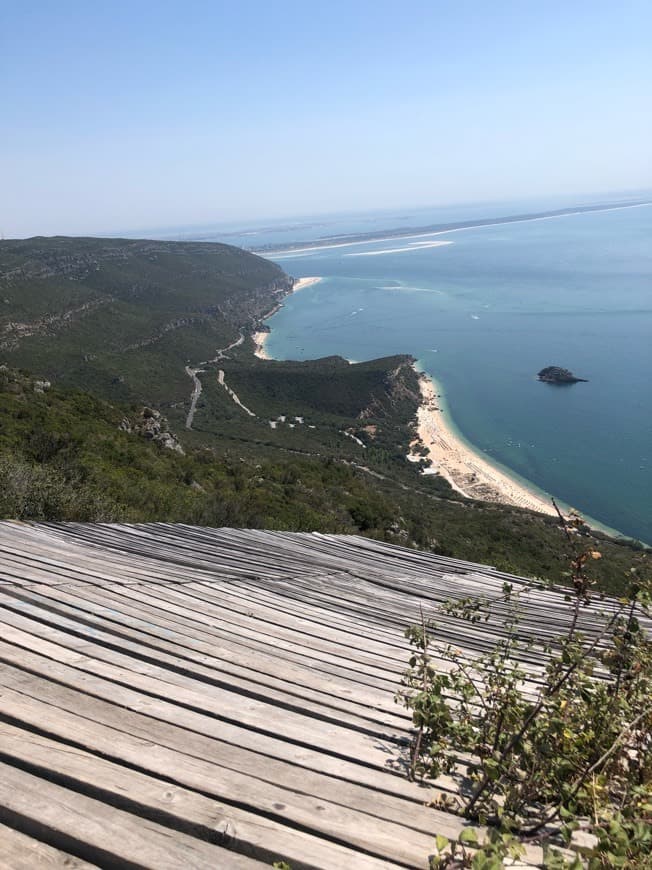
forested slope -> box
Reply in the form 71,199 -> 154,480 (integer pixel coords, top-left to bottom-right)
0,366 -> 645,592
0,236 -> 290,404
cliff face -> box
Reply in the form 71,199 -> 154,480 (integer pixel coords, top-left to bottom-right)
218,277 -> 293,330
358,357 -> 420,419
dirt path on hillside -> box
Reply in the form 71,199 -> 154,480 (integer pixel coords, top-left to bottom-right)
216,370 -> 256,417
184,333 -> 245,429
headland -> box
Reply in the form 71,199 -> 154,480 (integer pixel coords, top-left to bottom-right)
252,277 -> 558,516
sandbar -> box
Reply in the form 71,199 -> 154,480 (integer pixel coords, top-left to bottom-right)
292,275 -> 322,292
261,201 -> 652,259
252,276 -> 322,360
346,241 -> 453,256
410,368 -> 557,516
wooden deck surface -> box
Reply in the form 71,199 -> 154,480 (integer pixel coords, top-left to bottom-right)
0,522 -> 638,868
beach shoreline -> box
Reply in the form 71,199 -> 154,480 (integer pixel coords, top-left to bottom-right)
252,276 -> 322,359
410,367 -> 558,517
249,278 -> 612,528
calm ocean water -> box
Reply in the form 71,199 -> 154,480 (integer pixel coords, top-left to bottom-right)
257,203 -> 652,544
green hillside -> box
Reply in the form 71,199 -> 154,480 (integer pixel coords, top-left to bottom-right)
0,236 -> 647,594
0,236 -> 289,404
0,365 -> 645,593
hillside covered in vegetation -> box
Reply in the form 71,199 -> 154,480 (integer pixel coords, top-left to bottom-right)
0,365 -> 645,593
0,236 -> 647,594
0,236 -> 290,404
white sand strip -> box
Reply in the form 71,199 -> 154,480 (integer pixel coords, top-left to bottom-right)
292,275 -> 322,292
252,331 -> 271,360
346,241 -> 453,257
412,368 -> 557,516
264,201 -> 652,258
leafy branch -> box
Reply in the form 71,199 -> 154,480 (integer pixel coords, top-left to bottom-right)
397,505 -> 651,868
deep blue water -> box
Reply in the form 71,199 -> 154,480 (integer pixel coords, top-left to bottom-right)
260,204 -> 652,544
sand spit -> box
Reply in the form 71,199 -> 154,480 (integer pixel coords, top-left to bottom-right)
412,369 -> 557,516
261,200 -> 652,259
346,240 -> 453,256
252,276 -> 322,359
292,275 -> 322,292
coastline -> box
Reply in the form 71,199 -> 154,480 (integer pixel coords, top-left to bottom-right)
252,276 -> 322,360
410,367 -> 558,517
257,201 -> 652,258
249,279 -> 629,535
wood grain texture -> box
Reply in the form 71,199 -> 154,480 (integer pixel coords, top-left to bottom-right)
1,521 -> 638,868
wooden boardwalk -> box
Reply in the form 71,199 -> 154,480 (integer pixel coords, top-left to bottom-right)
0,522 -> 639,868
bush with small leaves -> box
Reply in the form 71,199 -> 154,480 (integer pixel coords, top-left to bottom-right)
398,502 -> 651,866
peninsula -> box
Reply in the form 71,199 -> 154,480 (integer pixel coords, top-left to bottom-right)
251,198 -> 652,256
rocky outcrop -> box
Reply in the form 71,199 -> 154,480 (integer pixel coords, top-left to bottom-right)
0,365 -> 51,395
537,366 -> 588,384
0,297 -> 114,350
119,408 -> 184,453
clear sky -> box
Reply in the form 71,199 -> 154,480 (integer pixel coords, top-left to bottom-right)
3,0 -> 651,237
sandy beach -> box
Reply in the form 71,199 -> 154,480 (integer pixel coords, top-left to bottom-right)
252,276 -> 322,359
251,279 -> 565,520
410,368 -> 557,516
291,275 -> 323,292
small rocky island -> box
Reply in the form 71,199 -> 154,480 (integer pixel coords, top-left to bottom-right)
537,366 -> 588,384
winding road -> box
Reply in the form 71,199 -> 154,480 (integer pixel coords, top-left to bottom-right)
184,333 -> 246,429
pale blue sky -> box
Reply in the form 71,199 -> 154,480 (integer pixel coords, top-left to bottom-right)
3,0 -> 651,237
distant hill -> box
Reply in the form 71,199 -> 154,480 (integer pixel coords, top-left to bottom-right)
0,236 -> 290,404
0,236 -> 430,474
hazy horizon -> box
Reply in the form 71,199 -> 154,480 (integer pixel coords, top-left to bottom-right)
94,186 -> 652,241
4,1 -> 652,238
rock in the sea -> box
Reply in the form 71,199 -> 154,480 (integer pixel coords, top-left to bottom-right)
537,366 -> 588,384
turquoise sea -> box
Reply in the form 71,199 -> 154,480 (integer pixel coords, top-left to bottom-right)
251,202 -> 652,545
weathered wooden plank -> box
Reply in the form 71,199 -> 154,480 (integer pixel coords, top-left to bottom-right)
0,722 -> 398,870
0,821 -> 98,869
0,623 -> 406,762
78,580 -> 406,679
42,581 -> 403,689
0,601 -> 408,737
112,580 -> 408,671
0,761 -> 268,869
0,691 -> 442,866
0,662 -> 425,807
152,580 -> 411,658
0,520 -> 638,870
0,522 -> 622,642
38,520 -> 600,644
0,585 -> 410,727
